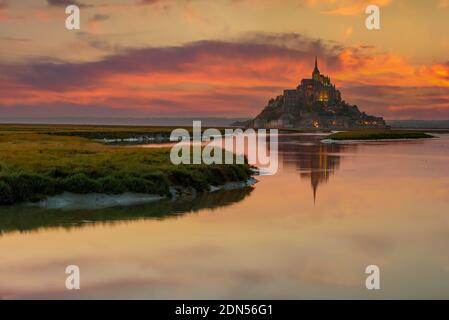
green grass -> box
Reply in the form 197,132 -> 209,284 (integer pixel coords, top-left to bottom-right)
0,125 -> 252,205
327,129 -> 434,140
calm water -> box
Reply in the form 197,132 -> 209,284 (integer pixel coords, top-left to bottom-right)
1,133 -> 449,299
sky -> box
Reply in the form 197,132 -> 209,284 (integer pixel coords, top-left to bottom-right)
0,0 -> 448,119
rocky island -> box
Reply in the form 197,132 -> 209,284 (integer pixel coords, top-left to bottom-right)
247,57 -> 386,130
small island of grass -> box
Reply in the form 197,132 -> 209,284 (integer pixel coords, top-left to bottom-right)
326,129 -> 434,141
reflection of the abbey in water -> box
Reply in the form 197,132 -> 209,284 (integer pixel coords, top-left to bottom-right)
278,134 -> 356,203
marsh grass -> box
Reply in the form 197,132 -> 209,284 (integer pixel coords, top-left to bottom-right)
327,129 -> 434,140
0,125 -> 252,205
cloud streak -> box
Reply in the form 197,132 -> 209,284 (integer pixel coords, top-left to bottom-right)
46,0 -> 93,8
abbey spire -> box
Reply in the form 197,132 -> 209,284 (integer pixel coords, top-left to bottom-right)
312,56 -> 320,80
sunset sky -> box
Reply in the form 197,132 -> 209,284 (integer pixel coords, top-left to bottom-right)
0,0 -> 448,119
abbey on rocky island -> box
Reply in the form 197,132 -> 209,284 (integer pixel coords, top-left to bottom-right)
249,57 -> 386,129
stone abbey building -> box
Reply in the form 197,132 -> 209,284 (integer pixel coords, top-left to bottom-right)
284,57 -> 341,107
250,58 -> 386,129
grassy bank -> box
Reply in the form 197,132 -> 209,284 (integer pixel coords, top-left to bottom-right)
326,129 -> 434,140
0,125 -> 252,205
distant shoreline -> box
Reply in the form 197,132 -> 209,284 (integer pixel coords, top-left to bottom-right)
0,118 -> 448,130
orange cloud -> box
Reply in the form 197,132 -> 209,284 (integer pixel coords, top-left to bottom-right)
33,9 -> 51,21
0,2 -> 12,20
304,0 -> 392,16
